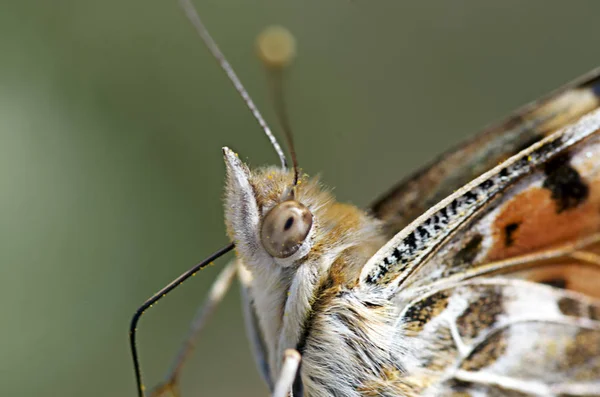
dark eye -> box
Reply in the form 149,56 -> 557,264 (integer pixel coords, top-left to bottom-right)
260,201 -> 313,258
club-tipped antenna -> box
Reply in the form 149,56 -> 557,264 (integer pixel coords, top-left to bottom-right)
257,26 -> 300,186
129,243 -> 235,397
178,0 -> 287,169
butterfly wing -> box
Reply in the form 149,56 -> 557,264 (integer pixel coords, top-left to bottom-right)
357,70 -> 600,396
393,123 -> 600,295
371,68 -> 600,237
360,94 -> 600,292
397,279 -> 600,396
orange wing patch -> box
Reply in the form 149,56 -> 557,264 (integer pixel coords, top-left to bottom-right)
487,174 -> 600,261
514,263 -> 600,298
402,135 -> 600,292
484,145 -> 600,297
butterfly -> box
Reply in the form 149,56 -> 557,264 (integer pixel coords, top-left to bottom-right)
129,1 -> 600,396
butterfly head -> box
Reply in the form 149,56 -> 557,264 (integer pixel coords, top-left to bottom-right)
222,146 -> 327,269
224,146 -> 386,270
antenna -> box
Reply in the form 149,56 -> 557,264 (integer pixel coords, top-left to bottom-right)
257,26 -> 300,186
130,4 -> 300,397
178,0 -> 288,169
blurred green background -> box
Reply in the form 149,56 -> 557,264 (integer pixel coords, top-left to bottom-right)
2,1 -> 600,396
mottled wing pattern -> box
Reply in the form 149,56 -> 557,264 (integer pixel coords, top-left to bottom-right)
358,70 -> 600,396
400,124 -> 600,294
396,279 -> 600,396
372,68 -> 600,237
360,105 -> 600,290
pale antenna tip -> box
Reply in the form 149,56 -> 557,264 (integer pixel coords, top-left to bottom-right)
257,26 -> 297,69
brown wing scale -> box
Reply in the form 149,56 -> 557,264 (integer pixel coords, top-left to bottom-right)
358,70 -> 600,396
405,131 -> 600,296
398,280 -> 600,396
372,68 -> 600,237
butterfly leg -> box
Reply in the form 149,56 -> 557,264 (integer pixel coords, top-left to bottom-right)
272,349 -> 302,397
149,260 -> 238,397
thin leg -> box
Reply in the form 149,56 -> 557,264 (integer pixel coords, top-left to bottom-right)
150,260 -> 238,397
239,263 -> 272,387
272,349 -> 302,397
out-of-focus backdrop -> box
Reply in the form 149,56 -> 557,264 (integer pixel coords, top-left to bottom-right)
2,1 -> 600,396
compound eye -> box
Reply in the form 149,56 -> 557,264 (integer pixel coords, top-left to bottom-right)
260,201 -> 313,258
